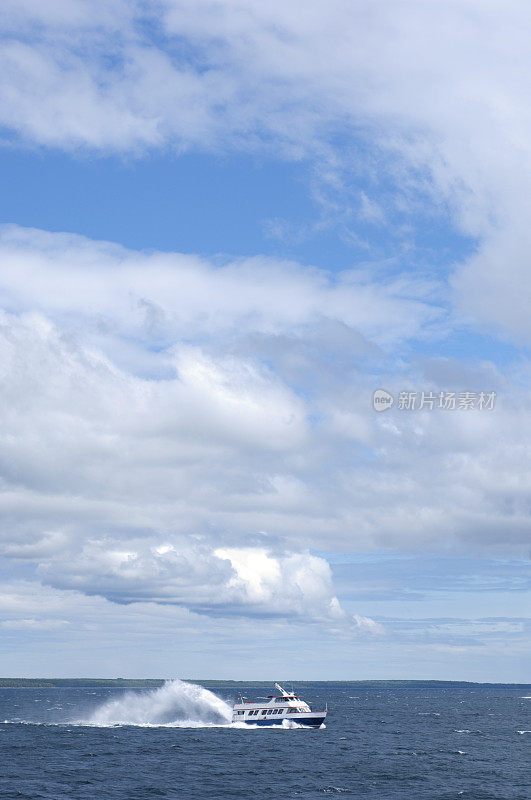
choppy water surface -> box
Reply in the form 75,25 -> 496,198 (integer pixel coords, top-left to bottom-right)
1,682 -> 529,799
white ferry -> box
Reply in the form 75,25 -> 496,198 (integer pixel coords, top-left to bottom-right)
232,683 -> 327,727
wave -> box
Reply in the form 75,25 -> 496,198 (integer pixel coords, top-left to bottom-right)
454,729 -> 483,734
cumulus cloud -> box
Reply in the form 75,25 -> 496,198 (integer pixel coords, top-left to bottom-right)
1,3 -> 531,640
0,229 -> 530,612
214,548 -> 345,620
0,240 -> 527,645
37,541 -> 346,622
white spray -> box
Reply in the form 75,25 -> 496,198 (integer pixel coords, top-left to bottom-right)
87,679 -> 232,726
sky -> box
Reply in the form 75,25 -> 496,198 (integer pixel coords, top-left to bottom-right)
0,0 -> 530,681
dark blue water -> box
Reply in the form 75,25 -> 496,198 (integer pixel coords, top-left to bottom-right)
1,682 -> 529,799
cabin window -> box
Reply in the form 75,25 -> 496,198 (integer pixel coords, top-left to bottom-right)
261,710 -> 267,715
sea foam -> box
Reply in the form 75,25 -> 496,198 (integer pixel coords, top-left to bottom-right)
86,679 -> 232,726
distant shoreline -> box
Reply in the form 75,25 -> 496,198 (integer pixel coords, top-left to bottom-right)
1,678 -> 530,689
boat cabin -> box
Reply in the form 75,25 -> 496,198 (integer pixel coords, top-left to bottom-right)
232,683 -> 312,720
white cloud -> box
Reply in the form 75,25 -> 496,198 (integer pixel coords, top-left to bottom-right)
214,547 -> 345,620
452,223 -> 531,344
36,538 -> 347,621
0,224 -> 441,350
0,617 -> 69,630
1,3 -> 530,673
0,230 -> 530,607
3,2 -> 531,342
1,579 -> 525,679
352,614 -> 385,635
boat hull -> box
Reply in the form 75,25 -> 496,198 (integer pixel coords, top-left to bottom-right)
240,714 -> 326,728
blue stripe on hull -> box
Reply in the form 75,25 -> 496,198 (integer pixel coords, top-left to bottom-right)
248,716 -> 326,728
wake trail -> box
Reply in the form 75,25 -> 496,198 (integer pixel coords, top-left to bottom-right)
85,679 -> 232,726
3,681 -> 310,728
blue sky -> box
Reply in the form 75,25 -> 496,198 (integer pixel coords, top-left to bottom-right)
0,146 -> 474,275
0,0 -> 530,681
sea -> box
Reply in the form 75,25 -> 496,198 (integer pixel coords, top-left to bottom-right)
0,681 -> 529,799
